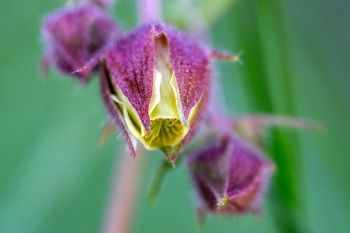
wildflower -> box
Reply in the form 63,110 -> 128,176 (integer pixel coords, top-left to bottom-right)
41,3 -> 117,82
101,23 -> 211,161
187,134 -> 274,220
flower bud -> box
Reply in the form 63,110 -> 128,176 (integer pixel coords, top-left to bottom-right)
103,23 -> 210,160
41,3 -> 117,82
187,134 -> 274,218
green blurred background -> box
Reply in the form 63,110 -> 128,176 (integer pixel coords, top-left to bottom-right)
0,0 -> 349,233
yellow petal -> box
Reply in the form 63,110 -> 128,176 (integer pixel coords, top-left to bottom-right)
148,70 -> 181,120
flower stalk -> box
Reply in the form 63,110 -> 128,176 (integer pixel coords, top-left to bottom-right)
103,1 -> 163,233
103,147 -> 145,233
138,0 -> 162,22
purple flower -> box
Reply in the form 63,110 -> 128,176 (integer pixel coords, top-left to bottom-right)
187,134 -> 274,218
101,23 -> 211,161
41,3 -> 117,82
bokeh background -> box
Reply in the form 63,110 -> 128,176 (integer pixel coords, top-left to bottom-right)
0,0 -> 349,233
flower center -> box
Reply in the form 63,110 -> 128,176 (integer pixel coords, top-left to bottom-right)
110,34 -> 202,151
143,118 -> 187,148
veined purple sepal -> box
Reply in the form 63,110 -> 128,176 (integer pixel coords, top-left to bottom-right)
105,24 -> 155,129
100,63 -> 136,158
188,134 -> 274,218
41,3 -> 117,83
165,25 -> 210,119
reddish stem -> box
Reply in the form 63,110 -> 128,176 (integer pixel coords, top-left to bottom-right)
103,1 -> 161,232
103,146 -> 145,233
137,0 -> 162,22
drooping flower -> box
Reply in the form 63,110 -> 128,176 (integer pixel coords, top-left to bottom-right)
101,23 -> 212,161
41,3 -> 117,82
187,134 -> 274,220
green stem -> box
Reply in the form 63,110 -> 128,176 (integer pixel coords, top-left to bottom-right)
147,160 -> 172,205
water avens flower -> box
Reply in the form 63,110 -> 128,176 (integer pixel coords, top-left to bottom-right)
41,3 -> 117,82
102,23 -> 210,161
187,134 -> 274,219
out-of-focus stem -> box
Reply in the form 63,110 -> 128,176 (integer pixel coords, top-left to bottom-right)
137,0 -> 162,22
103,146 -> 145,233
103,1 -> 162,232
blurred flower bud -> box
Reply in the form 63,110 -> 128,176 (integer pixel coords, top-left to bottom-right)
102,23 -> 210,161
187,134 -> 274,219
41,3 -> 117,82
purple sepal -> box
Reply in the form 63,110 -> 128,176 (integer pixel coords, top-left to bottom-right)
166,25 -> 210,119
100,64 -> 136,158
188,134 -> 274,215
105,24 -> 155,129
41,3 -> 117,83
